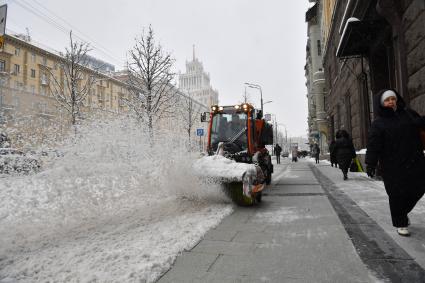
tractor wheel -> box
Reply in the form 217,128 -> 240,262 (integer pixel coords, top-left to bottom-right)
224,182 -> 254,206
265,169 -> 271,185
255,191 -> 262,203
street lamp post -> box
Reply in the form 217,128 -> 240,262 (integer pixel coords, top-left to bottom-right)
244,82 -> 263,114
277,123 -> 288,152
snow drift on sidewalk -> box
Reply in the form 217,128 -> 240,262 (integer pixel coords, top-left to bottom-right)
0,118 -> 233,282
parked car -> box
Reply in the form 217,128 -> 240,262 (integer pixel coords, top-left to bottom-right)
0,148 -> 41,174
281,151 -> 289,158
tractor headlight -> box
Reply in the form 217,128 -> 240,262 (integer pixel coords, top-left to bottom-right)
219,106 -> 224,111
211,105 -> 218,112
234,105 -> 241,110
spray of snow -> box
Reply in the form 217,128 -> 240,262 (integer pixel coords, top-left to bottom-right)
193,155 -> 256,182
0,118 -> 233,282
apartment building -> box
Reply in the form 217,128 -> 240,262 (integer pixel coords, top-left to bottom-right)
305,0 -> 328,153
0,33 -> 129,126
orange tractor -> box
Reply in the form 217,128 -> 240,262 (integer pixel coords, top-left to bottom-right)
196,103 -> 273,205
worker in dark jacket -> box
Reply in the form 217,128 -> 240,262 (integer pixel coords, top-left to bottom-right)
274,143 -> 282,164
334,129 -> 356,180
329,140 -> 338,168
366,89 -> 425,236
312,143 -> 320,164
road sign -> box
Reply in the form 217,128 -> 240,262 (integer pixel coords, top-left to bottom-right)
196,128 -> 204,136
0,4 -> 7,36
264,113 -> 272,122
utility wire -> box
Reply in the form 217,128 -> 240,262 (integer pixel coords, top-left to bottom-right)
30,0 -> 124,67
15,0 -> 122,66
10,0 -> 125,68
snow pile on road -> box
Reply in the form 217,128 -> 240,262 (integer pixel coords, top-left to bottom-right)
193,155 -> 256,182
0,118 -> 232,282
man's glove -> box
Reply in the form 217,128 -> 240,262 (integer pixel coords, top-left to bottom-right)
366,166 -> 375,178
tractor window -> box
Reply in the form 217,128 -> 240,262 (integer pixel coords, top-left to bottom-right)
211,112 -> 248,152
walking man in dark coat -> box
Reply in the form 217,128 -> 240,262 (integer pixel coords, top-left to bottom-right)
334,130 -> 356,180
274,143 -> 282,164
312,143 -> 320,164
329,140 -> 338,168
366,89 -> 425,236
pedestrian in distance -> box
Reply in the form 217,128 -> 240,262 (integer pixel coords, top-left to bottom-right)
366,89 -> 425,237
274,143 -> 282,164
291,147 -> 298,162
334,129 -> 356,180
329,140 -> 338,168
312,143 -> 320,164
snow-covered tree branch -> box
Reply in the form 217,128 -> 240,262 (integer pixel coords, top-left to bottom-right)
125,25 -> 178,138
48,31 -> 97,126
178,91 -> 204,148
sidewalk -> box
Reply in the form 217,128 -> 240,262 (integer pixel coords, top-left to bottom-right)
157,159 -> 391,282
313,159 -> 425,273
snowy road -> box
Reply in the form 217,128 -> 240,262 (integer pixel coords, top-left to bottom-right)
0,121 -> 234,282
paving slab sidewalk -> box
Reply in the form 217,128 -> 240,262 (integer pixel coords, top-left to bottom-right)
157,160 -> 377,283
312,161 -> 425,281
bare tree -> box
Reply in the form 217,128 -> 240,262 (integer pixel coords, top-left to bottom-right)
178,91 -> 204,149
126,25 -> 177,138
49,31 -> 97,126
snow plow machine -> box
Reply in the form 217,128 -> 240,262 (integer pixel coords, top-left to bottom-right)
194,103 -> 274,206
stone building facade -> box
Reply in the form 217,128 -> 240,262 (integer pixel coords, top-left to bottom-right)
306,1 -> 328,153
321,0 -> 425,149
0,33 -> 129,119
178,47 -> 219,109
0,33 -> 131,146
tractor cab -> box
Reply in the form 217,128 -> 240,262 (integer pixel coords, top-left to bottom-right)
201,103 -> 273,162
210,109 -> 248,153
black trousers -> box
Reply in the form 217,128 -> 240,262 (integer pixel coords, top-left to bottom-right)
388,190 -> 425,227
276,155 -> 280,164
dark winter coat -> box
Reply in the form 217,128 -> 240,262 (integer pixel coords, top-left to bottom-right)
312,145 -> 320,157
365,92 -> 425,197
334,137 -> 356,170
329,141 -> 337,164
274,145 -> 282,155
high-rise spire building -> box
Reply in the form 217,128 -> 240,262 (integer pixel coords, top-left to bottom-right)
178,46 -> 219,108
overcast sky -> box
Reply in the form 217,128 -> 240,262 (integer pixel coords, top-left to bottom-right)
4,0 -> 311,137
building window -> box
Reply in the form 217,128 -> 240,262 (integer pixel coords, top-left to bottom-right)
31,52 -> 36,62
41,73 -> 48,85
30,85 -> 35,95
31,69 -> 36,78
317,40 -> 322,56
15,48 -> 20,56
0,60 -> 5,72
42,56 -> 47,65
15,81 -> 24,90
14,64 -> 20,75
